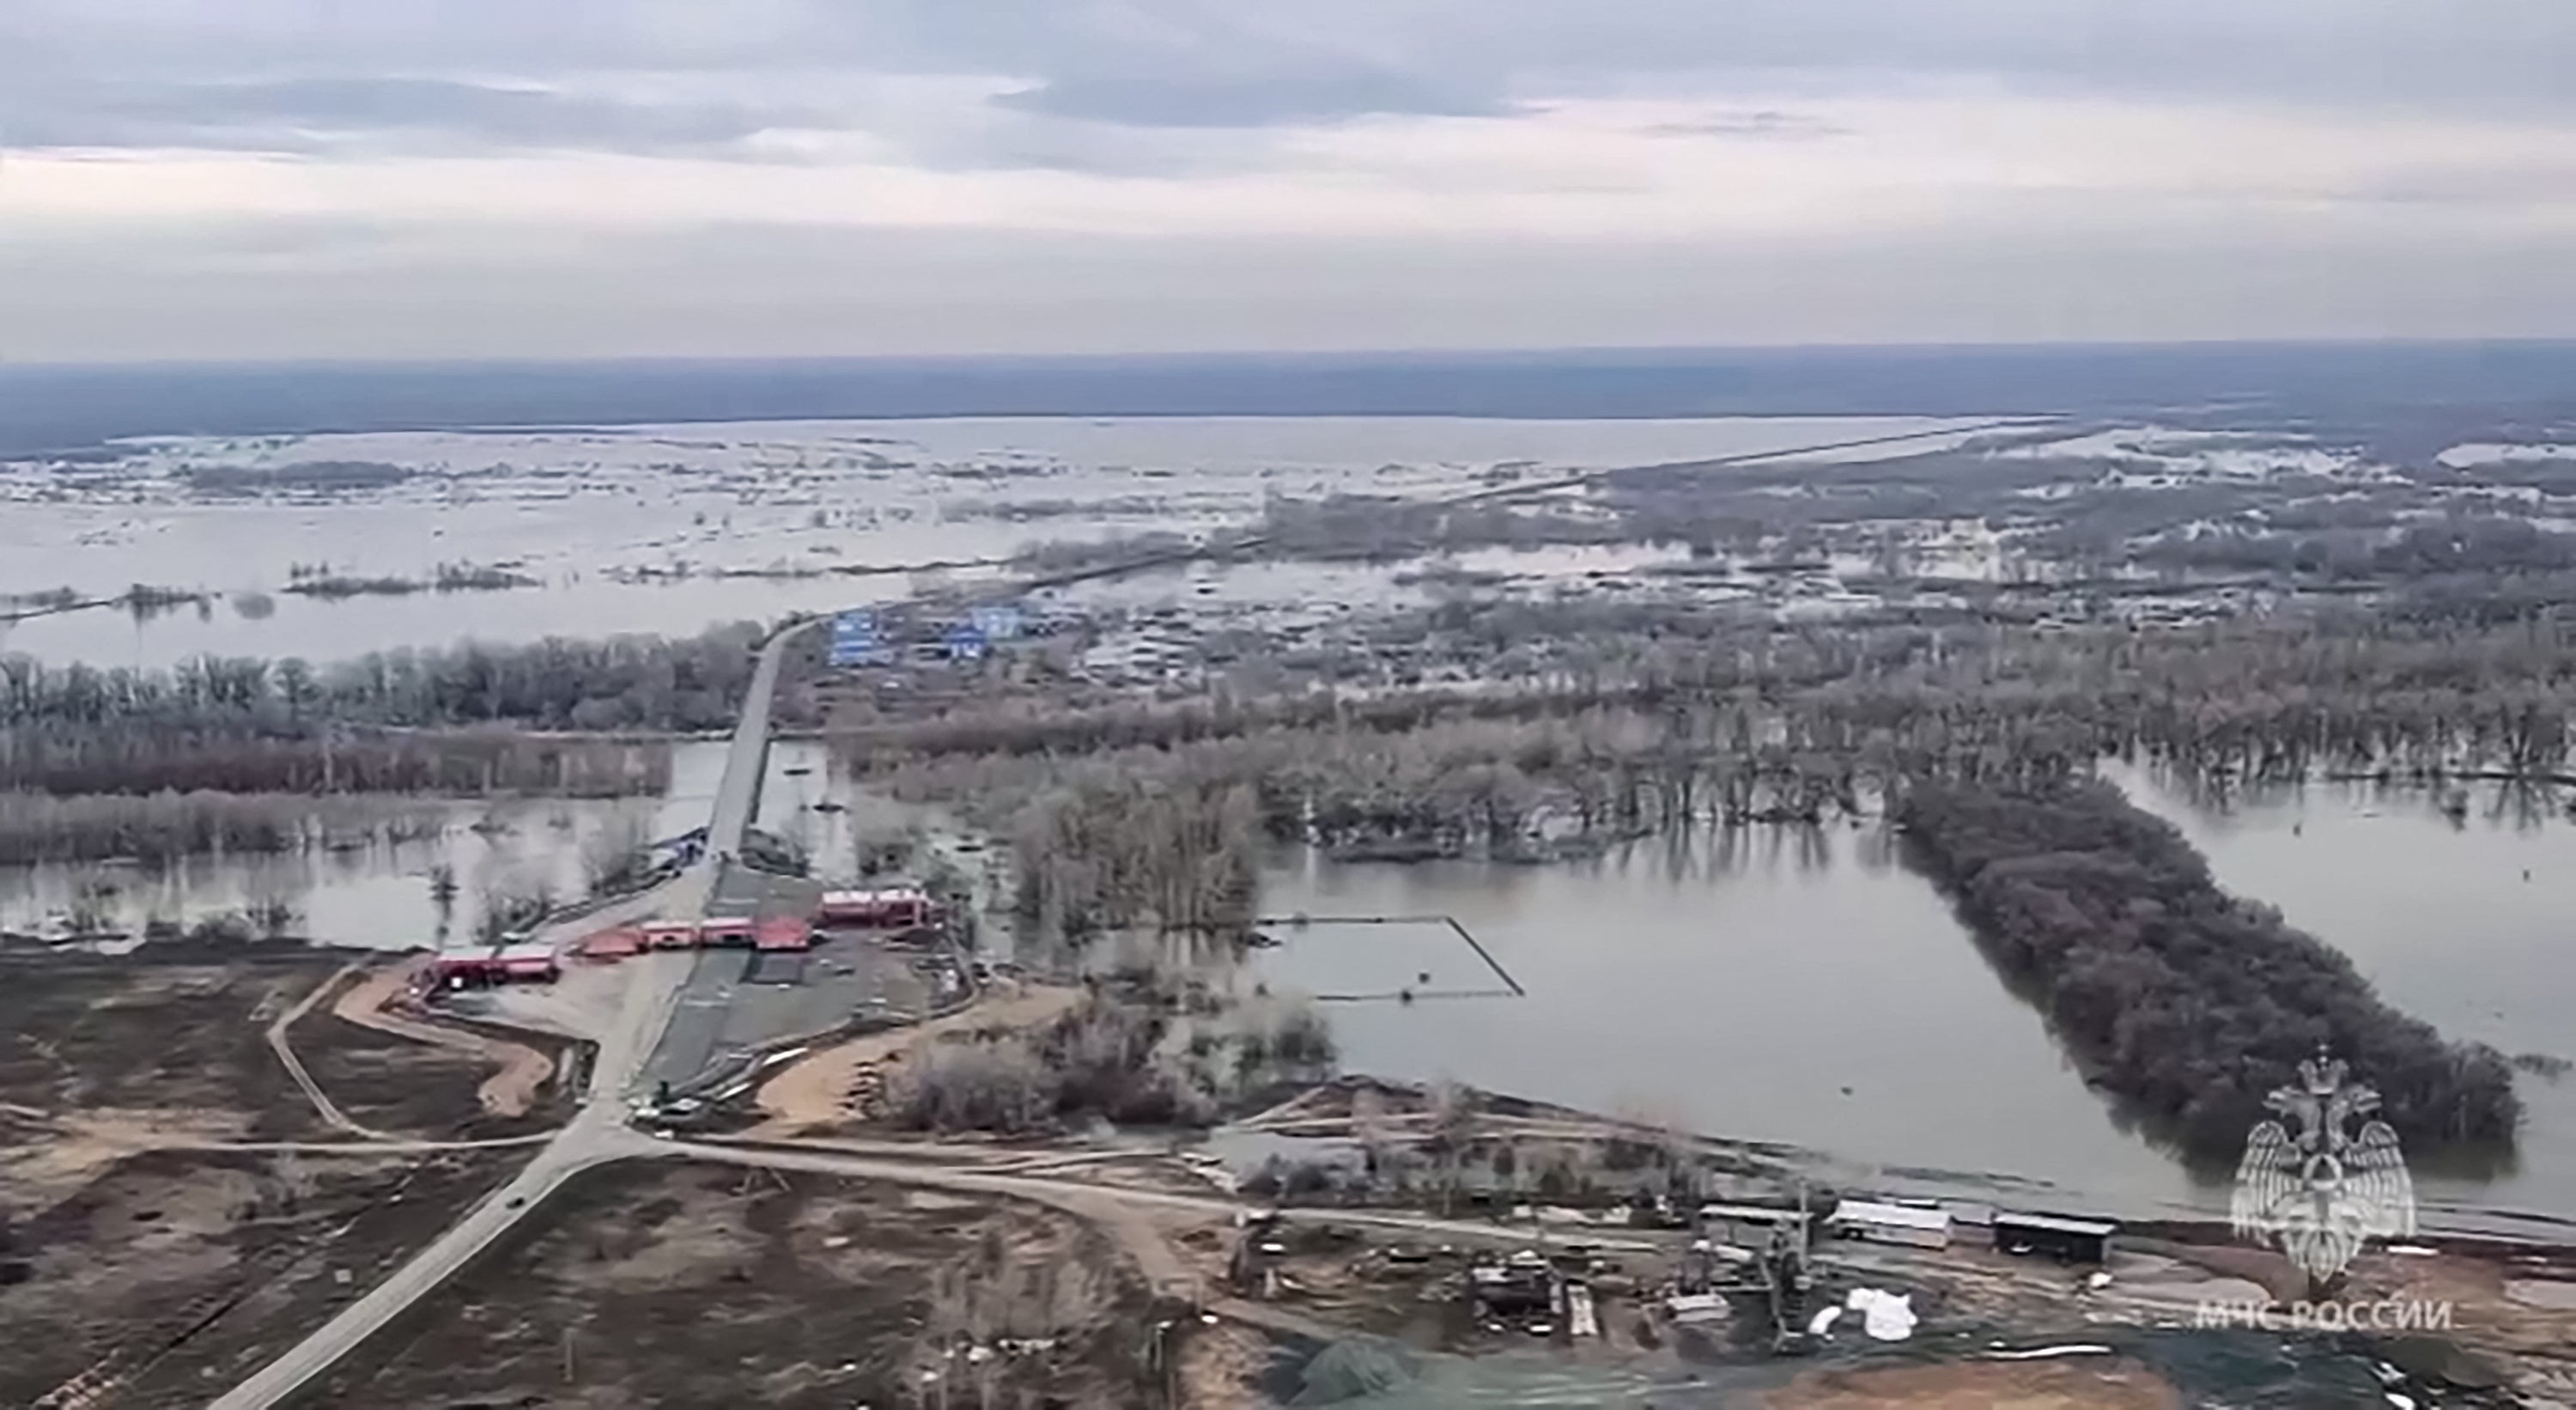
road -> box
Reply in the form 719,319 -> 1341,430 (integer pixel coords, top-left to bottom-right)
263,963 -> 383,1140
664,1138 -> 1667,1255
210,618 -> 819,1410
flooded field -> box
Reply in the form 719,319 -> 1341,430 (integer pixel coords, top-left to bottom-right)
0,794 -> 660,954
0,415 -> 1973,665
1245,831 -> 2190,1211
0,739 -> 726,956
1244,788 -> 2576,1230
2116,763 -> 2576,1232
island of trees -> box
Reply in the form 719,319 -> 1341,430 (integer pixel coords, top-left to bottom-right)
1897,776 -> 2521,1157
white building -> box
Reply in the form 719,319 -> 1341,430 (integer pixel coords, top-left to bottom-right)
1826,1200 -> 1953,1249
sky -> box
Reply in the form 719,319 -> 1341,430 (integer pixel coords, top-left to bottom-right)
4,0 -> 2575,362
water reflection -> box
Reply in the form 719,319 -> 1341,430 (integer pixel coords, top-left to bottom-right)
0,796 -> 656,953
1231,828 -> 2211,1214
2114,761 -> 2576,1226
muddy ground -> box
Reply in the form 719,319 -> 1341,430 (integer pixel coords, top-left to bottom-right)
1762,1357 -> 2183,1409
0,1146 -> 523,1408
0,948 -> 341,1146
304,1160 -> 1170,1409
295,981 -> 573,1140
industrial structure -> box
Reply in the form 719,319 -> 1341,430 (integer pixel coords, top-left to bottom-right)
1992,1212 -> 2118,1264
1825,1200 -> 1953,1249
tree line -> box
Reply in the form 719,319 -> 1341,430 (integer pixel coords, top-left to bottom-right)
0,790 -> 445,866
1896,775 -> 2521,1157
0,623 -> 782,796
0,728 -> 670,799
0,623 -> 772,737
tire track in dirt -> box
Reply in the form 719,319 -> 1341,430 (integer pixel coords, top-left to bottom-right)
333,958 -> 559,1120
264,963 -> 396,1140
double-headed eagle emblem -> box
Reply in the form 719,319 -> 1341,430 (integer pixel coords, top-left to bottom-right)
2230,1051 -> 2416,1288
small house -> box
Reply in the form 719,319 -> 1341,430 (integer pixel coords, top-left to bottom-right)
1826,1200 -> 1953,1249
1992,1212 -> 2117,1264
1698,1202 -> 1813,1249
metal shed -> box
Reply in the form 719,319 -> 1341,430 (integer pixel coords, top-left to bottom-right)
1826,1200 -> 1953,1249
1992,1212 -> 2118,1264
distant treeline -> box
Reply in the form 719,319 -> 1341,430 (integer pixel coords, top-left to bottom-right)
0,625 -> 769,733
282,562 -> 539,599
0,624 -> 787,794
0,790 -> 445,866
1896,776 -> 2520,1156
0,728 -> 670,799
837,602 -> 2576,791
185,460 -> 414,495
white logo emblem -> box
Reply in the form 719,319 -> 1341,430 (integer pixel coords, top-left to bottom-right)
2230,1052 -> 2416,1290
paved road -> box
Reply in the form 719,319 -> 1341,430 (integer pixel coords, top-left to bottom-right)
211,620 -> 818,1410
708,616 -> 807,860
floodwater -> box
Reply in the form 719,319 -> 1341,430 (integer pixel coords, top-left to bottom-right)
0,739 -> 725,956
1249,792 -> 2576,1229
0,797 -> 656,954
2114,763 -> 2576,1232
0,415 -> 1975,667
1248,830 -> 2202,1213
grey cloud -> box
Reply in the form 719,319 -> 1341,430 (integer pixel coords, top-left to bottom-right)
1639,110 -> 1849,140
3,76 -> 816,156
995,66 -> 1509,129
5,0 -> 2575,169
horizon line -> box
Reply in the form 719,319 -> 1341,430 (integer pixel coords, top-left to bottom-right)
9,334 -> 2576,375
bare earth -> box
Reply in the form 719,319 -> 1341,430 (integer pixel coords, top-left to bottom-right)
748,981 -> 1084,1135
1765,1358 -> 2185,1410
331,957 -> 557,1118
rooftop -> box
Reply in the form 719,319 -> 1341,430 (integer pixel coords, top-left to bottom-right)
1830,1200 -> 1953,1231
1993,1212 -> 2120,1237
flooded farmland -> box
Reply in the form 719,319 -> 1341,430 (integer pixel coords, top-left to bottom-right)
18,405 -> 2576,1233
1247,830 -> 2208,1215
0,793 -> 661,955
2117,763 -> 2576,1234
1242,781 -> 2576,1232
0,742 -> 727,956
0,415 -> 1974,667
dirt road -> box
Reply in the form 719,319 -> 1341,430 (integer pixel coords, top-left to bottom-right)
263,962 -> 386,1138
332,958 -> 557,1118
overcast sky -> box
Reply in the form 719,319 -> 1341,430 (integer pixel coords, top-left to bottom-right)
5,0 -> 2574,362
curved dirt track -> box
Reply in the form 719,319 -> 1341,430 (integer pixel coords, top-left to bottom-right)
333,958 -> 557,1119
747,982 -> 1084,1136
